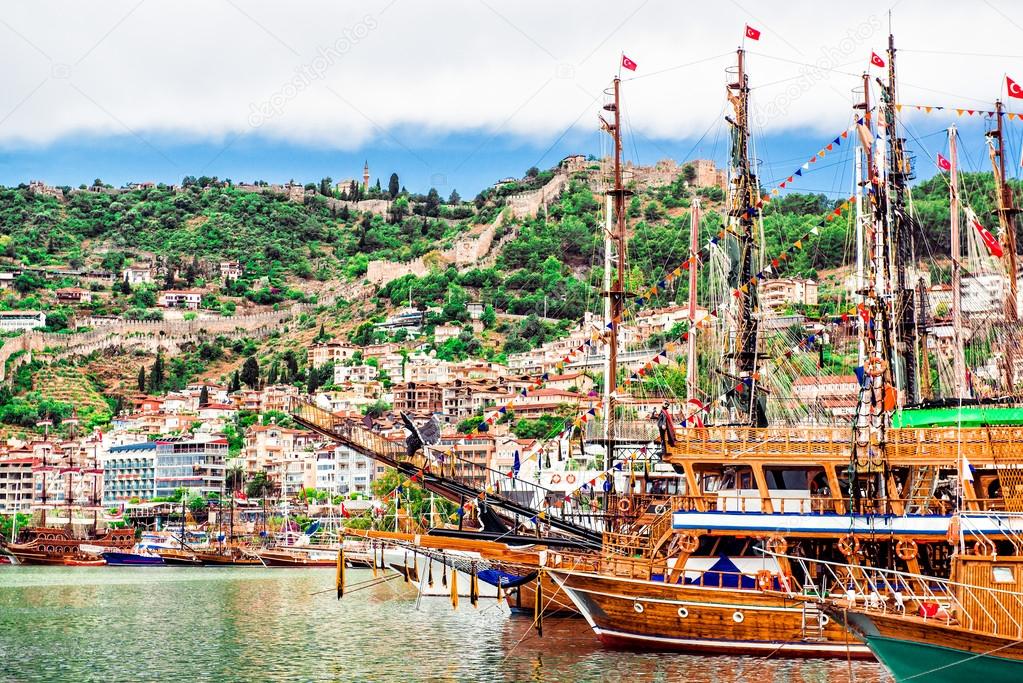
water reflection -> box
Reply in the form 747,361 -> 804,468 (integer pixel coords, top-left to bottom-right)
0,567 -> 889,682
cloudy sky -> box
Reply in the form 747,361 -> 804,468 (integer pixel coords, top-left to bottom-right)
1,0 -> 1021,195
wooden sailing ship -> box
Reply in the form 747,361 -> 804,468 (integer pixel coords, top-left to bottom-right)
548,34 -> 1023,656
4,416 -> 135,565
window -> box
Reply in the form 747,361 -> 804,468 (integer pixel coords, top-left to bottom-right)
993,566 -> 1015,584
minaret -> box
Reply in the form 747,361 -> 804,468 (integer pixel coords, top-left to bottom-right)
363,160 -> 370,193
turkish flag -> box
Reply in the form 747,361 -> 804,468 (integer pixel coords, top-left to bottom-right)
973,218 -> 1005,257
621,55 -> 637,71
745,25 -> 761,40
937,153 -> 951,172
1008,76 -> 1023,99
871,52 -> 885,68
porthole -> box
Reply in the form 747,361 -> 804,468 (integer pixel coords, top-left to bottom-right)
732,610 -> 745,624
677,607 -> 689,618
820,614 -> 830,627
633,602 -> 645,614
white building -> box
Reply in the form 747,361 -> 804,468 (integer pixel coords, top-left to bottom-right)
158,289 -> 203,310
122,265 -> 153,286
0,310 -> 46,331
334,364 -> 377,385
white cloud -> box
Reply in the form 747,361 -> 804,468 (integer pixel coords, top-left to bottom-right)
0,0 -> 1020,151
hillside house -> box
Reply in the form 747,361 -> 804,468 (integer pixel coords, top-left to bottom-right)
56,287 -> 93,304
158,289 -> 203,310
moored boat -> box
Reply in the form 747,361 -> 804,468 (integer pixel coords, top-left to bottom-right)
255,548 -> 336,567
102,550 -> 165,566
5,526 -> 134,565
548,563 -> 870,657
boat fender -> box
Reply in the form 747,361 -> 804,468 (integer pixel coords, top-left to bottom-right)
732,611 -> 745,624
678,534 -> 699,554
617,498 -> 632,514
756,569 -> 774,592
895,539 -> 918,561
565,474 -> 576,484
633,601 -> 644,613
838,534 -> 860,557
677,607 -> 689,618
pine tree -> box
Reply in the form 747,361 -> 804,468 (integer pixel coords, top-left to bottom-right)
267,362 -> 279,386
448,189 -> 461,204
307,366 -> 321,394
388,173 -> 399,199
147,353 -> 165,392
229,370 -> 241,393
283,350 -> 299,382
198,385 -> 210,407
240,356 -> 260,389
137,365 -> 146,393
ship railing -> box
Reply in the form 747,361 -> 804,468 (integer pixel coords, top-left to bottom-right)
673,493 -> 1010,516
767,551 -> 1023,640
666,425 -> 1023,464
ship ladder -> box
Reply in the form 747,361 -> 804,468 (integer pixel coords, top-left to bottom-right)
905,466 -> 939,515
800,601 -> 826,642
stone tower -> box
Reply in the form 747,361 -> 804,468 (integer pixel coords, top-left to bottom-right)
363,160 -> 370,192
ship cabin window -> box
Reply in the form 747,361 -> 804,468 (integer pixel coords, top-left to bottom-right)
992,566 -> 1015,584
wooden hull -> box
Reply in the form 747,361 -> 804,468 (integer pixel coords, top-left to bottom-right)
256,550 -> 336,567
5,526 -> 134,565
194,551 -> 262,566
157,549 -> 202,565
549,569 -> 872,658
830,606 -> 1023,682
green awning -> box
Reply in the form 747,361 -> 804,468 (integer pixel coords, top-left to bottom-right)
893,406 -> 1023,428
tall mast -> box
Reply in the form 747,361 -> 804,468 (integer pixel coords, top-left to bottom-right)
986,99 -> 1019,392
855,141 -> 866,366
726,48 -> 761,426
882,33 -> 920,405
687,198 -> 701,403
602,77 -> 630,476
949,126 -> 967,398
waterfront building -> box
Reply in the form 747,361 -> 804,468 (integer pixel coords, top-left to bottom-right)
101,442 -> 158,504
154,437 -> 227,498
0,455 -> 37,513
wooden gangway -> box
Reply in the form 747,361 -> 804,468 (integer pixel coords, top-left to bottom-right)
291,399 -> 605,548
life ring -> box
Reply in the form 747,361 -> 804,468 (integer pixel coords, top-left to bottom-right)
974,540 -> 995,556
896,539 -> 918,562
550,474 -> 562,484
865,356 -> 887,378
678,533 -> 700,554
756,569 -> 774,592
566,474 -> 576,485
654,504 -> 667,515
838,534 -> 860,557
765,535 -> 788,555
617,498 -> 632,514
